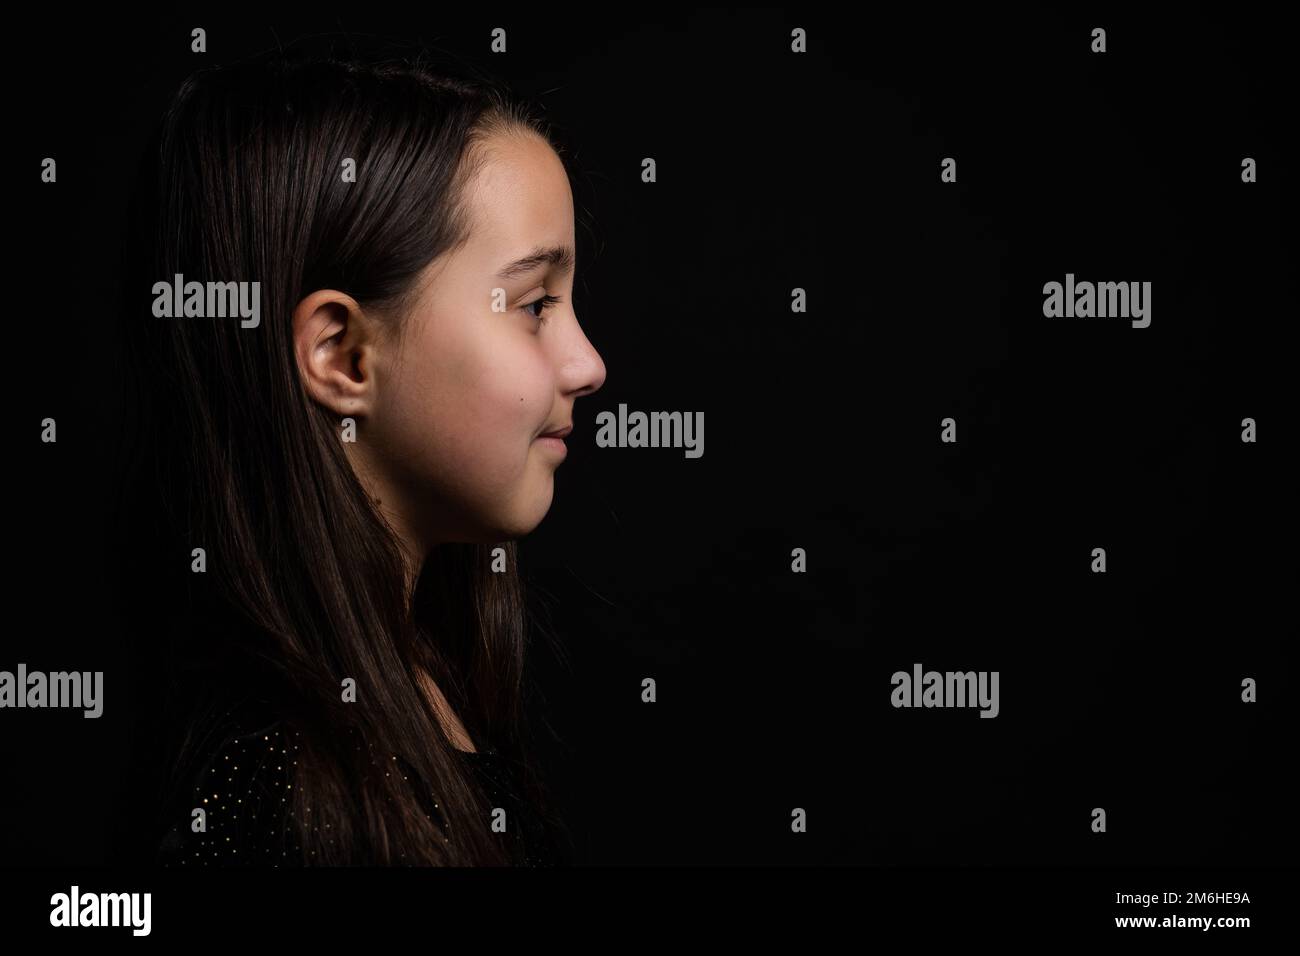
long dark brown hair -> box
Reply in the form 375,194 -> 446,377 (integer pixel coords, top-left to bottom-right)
113,42 -> 576,865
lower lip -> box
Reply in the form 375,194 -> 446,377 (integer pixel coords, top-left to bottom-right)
535,435 -> 568,457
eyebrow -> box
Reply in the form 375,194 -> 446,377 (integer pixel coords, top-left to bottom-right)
495,244 -> 576,281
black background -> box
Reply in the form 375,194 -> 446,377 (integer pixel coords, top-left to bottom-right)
7,6 -> 1293,879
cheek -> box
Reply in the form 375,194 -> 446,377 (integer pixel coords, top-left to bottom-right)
455,338 -> 552,447
388,325 -> 554,488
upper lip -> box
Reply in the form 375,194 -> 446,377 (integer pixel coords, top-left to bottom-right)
539,424 -> 572,439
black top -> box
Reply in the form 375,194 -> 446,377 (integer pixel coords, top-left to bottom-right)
154,703 -> 568,867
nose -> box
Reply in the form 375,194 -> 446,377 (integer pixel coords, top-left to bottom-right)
561,320 -> 606,398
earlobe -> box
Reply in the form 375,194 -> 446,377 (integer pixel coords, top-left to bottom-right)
292,289 -> 375,417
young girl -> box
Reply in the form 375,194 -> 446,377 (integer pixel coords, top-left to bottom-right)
116,45 -> 606,866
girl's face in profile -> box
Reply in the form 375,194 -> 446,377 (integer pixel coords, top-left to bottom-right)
301,131 -> 606,555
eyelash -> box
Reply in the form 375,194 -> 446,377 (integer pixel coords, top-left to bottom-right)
521,294 -> 563,321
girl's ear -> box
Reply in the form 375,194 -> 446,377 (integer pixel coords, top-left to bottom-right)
292,289 -> 380,418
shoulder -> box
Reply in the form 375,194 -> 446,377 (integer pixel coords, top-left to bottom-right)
156,699 -> 304,867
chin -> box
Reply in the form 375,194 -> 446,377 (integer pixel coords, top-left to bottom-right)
509,490 -> 556,538
478,499 -> 553,542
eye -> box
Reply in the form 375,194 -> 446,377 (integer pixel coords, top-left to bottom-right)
521,294 -> 563,321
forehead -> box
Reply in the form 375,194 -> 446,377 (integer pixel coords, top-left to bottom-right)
459,132 -> 574,262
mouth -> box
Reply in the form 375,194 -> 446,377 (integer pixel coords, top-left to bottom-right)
535,423 -> 571,459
